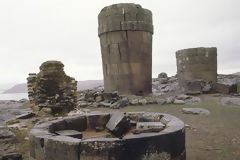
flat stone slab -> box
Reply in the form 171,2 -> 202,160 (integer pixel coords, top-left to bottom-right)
106,112 -> 130,137
182,108 -> 210,115
16,112 -> 35,119
136,122 -> 165,130
55,130 -> 82,139
220,97 -> 240,106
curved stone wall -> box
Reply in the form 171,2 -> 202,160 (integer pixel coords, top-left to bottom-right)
29,112 -> 185,160
176,47 -> 217,90
98,3 -> 153,95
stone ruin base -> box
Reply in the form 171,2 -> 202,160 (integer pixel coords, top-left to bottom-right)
29,112 -> 186,160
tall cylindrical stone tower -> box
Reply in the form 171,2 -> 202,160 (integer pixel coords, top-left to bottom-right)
98,3 -> 153,95
176,47 -> 217,89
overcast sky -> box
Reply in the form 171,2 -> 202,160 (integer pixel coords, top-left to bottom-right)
0,0 -> 239,89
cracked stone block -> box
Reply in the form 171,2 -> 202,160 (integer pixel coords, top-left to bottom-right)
106,112 -> 130,137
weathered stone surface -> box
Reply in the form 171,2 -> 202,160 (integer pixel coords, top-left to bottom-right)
158,72 -> 168,79
0,126 -> 15,139
55,130 -> 82,139
139,98 -> 147,105
110,97 -> 129,109
16,112 -> 35,119
106,112 -> 130,137
1,153 -> 22,160
174,99 -> 185,105
220,97 -> 240,106
26,61 -> 77,114
182,108 -> 210,115
44,136 -> 81,160
214,83 -> 237,94
237,83 -> 240,93
176,47 -> 217,92
136,122 -> 165,130
98,3 -> 153,95
30,112 -> 186,160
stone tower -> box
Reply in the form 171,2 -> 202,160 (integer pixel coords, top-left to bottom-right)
98,3 -> 153,95
176,47 -> 217,91
27,61 -> 77,114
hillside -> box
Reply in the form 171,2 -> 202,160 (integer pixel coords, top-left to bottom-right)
3,83 -> 27,93
232,72 -> 240,76
3,80 -> 103,94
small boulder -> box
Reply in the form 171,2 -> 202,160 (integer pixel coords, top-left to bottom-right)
139,99 -> 147,105
0,126 -> 16,139
182,108 -> 210,115
158,72 -> 168,79
174,99 -> 185,105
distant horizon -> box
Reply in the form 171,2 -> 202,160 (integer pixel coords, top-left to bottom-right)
1,71 -> 239,91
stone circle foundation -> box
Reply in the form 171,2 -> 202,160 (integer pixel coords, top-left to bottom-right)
30,112 -> 185,160
98,3 -> 153,95
176,47 -> 217,92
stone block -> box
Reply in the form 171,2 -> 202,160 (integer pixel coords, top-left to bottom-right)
55,130 -> 82,139
106,112 -> 130,137
136,122 -> 165,130
65,116 -> 87,132
16,112 -> 35,119
44,136 -> 81,160
1,153 -> 22,160
214,83 -> 237,94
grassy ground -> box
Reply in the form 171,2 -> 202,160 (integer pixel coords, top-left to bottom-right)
97,95 -> 240,160
12,95 -> 240,160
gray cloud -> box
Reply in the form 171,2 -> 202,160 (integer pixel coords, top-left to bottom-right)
0,0 -> 239,87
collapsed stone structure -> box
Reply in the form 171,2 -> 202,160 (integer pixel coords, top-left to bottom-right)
176,47 -> 217,93
98,3 -> 153,95
27,61 -> 77,114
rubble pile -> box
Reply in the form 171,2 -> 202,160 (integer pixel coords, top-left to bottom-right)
215,74 -> 240,94
152,73 -> 180,95
27,61 -> 77,114
76,73 -> 201,109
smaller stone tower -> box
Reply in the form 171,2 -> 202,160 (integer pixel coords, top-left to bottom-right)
176,47 -> 217,92
27,61 -> 77,114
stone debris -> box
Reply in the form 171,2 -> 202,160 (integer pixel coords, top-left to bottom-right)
213,74 -> 240,94
132,127 -> 165,134
16,112 -> 35,119
106,112 -> 131,137
55,130 -> 82,139
136,122 -> 165,130
220,97 -> 240,106
27,61 -> 77,114
0,126 -> 15,139
182,108 -> 210,115
174,99 -> 185,105
0,153 -> 22,160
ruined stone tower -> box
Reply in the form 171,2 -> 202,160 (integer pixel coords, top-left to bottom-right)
98,3 -> 153,95
176,47 -> 217,91
27,61 -> 77,114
